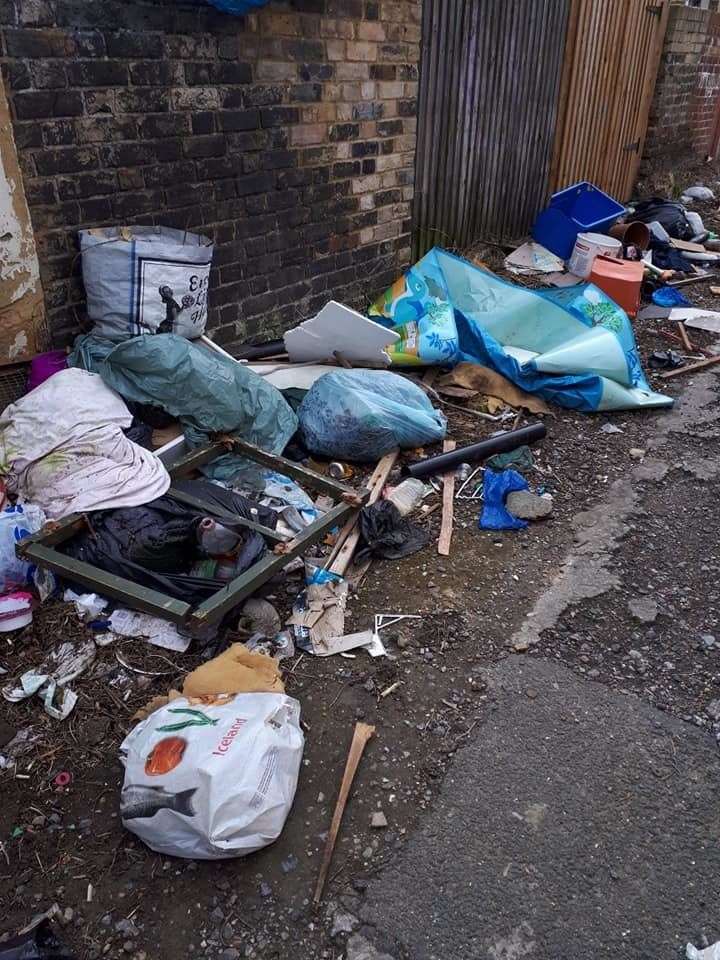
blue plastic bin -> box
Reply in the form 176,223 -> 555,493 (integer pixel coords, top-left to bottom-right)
532,181 -> 625,260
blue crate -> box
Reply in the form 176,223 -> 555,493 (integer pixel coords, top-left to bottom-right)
532,181 -> 625,260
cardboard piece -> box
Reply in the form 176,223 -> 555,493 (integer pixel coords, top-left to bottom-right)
670,238 -> 708,253
284,300 -> 399,365
183,643 -> 284,697
436,363 -> 552,415
504,241 -> 565,275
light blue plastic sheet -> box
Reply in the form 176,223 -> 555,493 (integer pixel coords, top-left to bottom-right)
371,248 -> 672,413
69,334 -> 298,484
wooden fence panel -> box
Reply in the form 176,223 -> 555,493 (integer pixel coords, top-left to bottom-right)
550,0 -> 670,201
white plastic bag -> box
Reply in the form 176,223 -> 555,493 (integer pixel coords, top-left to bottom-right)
80,226 -> 213,341
0,503 -> 46,593
119,692 -> 304,859
687,943 -> 720,960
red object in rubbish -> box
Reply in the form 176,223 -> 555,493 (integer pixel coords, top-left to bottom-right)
589,255 -> 644,318
53,771 -> 72,789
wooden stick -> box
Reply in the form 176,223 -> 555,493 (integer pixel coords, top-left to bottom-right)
677,321 -> 693,352
313,722 -> 375,904
438,439 -> 456,557
328,450 -> 398,576
660,353 -> 720,379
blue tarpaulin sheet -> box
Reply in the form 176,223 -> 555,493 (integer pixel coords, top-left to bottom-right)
370,247 -> 672,413
206,0 -> 270,13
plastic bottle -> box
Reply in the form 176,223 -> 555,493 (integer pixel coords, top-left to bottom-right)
197,518 -> 240,557
384,478 -> 429,517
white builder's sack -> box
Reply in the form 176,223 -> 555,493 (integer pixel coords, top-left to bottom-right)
119,692 -> 303,859
80,226 -> 213,341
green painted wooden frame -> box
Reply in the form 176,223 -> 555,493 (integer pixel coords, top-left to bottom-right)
17,440 -> 367,630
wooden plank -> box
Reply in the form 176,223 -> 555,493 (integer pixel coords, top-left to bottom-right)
328,449 -> 399,577
659,354 -> 720,379
438,439 -> 456,557
313,722 -> 375,904
21,543 -> 192,622
670,238 -> 707,254
227,437 -> 358,501
166,485 -> 287,544
677,322 -> 693,352
627,0 -> 670,197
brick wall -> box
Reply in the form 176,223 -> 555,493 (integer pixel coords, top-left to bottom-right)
644,1 -> 720,161
0,0 -> 420,349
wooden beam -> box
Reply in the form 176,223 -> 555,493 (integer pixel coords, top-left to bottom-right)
677,321 -> 693,352
21,543 -> 192,622
437,439 -> 456,557
313,722 -> 375,904
660,354 -> 720,379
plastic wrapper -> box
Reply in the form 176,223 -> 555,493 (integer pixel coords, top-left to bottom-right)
298,369 -> 446,461
0,503 -> 46,593
120,692 -> 303,859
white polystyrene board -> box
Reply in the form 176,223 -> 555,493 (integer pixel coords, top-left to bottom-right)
283,300 -> 399,364
247,362 -> 338,390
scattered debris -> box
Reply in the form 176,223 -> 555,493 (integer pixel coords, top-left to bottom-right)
505,490 -> 553,520
370,811 -> 388,829
628,598 -> 658,624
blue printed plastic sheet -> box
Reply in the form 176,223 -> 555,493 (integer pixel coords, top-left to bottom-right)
370,247 -> 672,412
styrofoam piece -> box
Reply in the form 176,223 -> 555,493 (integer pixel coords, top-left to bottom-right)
247,362 -> 338,390
283,301 -> 400,365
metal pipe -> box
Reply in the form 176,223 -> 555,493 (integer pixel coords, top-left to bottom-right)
407,423 -> 547,480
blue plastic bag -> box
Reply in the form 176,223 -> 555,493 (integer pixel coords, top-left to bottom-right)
298,370 -> 447,461
479,470 -> 529,531
651,286 -> 691,307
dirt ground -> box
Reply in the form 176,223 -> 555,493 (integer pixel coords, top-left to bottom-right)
2,160 -> 720,960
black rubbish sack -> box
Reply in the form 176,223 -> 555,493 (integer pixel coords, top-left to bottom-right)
62,481 -> 276,604
632,198 -> 694,241
0,920 -> 75,960
356,500 -> 430,562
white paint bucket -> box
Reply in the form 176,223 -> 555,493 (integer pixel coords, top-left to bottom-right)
568,232 -> 622,278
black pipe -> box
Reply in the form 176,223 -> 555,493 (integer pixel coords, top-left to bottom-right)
407,423 -> 547,479
233,339 -> 286,361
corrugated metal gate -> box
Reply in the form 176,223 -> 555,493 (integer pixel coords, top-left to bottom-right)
413,0 -> 570,257
550,0 -> 670,200
413,0 -> 669,256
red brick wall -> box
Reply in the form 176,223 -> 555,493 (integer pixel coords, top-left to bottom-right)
645,2 -> 720,161
0,0 -> 421,350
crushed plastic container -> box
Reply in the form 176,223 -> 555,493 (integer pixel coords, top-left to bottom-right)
532,181 -> 625,260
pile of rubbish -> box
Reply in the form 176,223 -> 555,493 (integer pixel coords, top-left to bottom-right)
522,180 -> 720,380
0,176 -> 698,902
